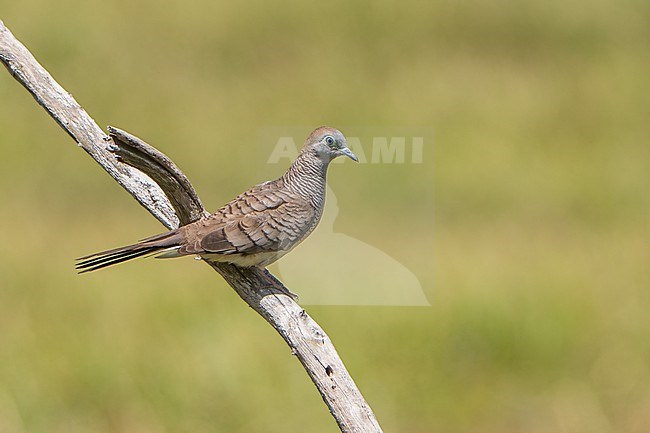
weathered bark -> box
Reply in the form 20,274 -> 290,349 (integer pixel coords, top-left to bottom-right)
0,20 -> 383,433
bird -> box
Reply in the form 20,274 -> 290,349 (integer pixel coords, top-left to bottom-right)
76,126 -> 358,273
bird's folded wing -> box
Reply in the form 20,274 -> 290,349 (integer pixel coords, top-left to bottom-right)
178,182 -> 315,255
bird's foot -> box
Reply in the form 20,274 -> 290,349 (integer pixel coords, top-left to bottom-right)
262,268 -> 299,302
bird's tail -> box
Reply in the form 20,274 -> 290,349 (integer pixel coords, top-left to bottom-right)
75,230 -> 183,273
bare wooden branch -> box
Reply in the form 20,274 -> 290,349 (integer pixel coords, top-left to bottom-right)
107,126 -> 209,225
0,25 -> 179,229
0,20 -> 383,433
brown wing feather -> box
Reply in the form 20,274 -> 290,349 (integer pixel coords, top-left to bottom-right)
178,180 -> 315,256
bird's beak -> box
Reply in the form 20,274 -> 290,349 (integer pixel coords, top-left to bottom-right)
340,147 -> 358,162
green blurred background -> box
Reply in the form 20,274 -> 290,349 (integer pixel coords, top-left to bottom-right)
1,1 -> 648,432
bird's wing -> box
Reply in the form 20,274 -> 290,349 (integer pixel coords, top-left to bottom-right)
177,180 -> 315,256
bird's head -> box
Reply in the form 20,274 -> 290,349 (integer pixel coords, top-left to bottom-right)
303,126 -> 358,163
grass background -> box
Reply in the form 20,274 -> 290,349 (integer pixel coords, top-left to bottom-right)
1,1 -> 648,432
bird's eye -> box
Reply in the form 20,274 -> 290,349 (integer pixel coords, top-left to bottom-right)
325,136 -> 335,146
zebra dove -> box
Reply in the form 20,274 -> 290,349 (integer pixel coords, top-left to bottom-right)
76,126 -> 357,273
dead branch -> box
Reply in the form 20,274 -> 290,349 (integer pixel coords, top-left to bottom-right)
0,20 -> 383,433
